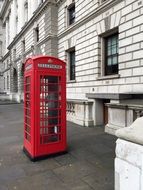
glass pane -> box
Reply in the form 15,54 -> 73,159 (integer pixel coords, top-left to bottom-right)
69,5 -> 75,25
112,45 -> 117,54
107,39 -> 112,47
70,51 -> 75,66
107,48 -> 112,56
112,36 -> 117,45
105,33 -> 118,75
70,50 -> 75,80
107,57 -> 112,65
112,64 -> 118,74
113,56 -> 118,65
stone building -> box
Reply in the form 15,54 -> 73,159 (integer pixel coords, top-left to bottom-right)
0,0 -> 143,134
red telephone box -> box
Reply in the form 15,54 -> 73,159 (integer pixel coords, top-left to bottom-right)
23,56 -> 67,161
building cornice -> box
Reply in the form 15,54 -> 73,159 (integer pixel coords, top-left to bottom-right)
58,0 -> 124,39
2,51 -> 10,61
36,34 -> 58,47
2,67 -> 10,73
7,0 -> 56,50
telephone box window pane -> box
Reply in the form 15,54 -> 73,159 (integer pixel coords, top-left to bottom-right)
25,125 -> 31,133
41,135 -> 59,144
40,75 -> 62,144
25,133 -> 31,141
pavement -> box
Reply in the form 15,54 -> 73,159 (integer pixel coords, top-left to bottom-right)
0,104 -> 117,190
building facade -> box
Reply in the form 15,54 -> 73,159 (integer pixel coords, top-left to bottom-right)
0,0 -> 143,134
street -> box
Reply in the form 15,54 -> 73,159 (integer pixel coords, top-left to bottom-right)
0,104 -> 116,190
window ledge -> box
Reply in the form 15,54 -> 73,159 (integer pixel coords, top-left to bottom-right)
97,74 -> 120,80
67,80 -> 76,83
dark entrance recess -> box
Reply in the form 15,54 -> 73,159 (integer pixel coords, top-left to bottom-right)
103,99 -> 110,125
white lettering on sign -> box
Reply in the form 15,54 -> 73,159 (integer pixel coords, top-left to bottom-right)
25,64 -> 32,71
38,63 -> 62,69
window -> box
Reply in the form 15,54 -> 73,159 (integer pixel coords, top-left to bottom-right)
15,0 -> 18,33
4,77 -> 5,90
7,75 -> 9,90
24,1 -> 28,23
35,26 -> 39,42
68,3 -> 75,25
22,39 -> 25,52
6,14 -> 10,47
16,16 -> 18,34
104,33 -> 118,75
68,49 -> 75,81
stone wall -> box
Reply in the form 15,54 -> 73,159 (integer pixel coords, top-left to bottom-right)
105,102 -> 143,135
58,0 -> 143,100
1,1 -> 58,102
57,0 -> 143,127
67,100 -> 94,126
115,117 -> 143,190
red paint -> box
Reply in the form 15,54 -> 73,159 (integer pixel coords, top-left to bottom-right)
23,56 -> 67,160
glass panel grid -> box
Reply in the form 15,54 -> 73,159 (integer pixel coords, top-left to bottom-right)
105,33 -> 118,75
40,76 -> 62,144
24,76 -> 31,142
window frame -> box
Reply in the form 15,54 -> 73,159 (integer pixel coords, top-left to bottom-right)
35,25 -> 40,42
67,48 -> 76,82
4,77 -> 5,90
24,0 -> 28,23
104,33 -> 119,75
68,3 -> 75,26
7,75 -> 9,90
21,39 -> 25,52
100,29 -> 119,77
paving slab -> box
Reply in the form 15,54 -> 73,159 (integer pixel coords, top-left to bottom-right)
0,104 -> 117,190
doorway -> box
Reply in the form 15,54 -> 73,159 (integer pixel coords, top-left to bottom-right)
103,99 -> 110,125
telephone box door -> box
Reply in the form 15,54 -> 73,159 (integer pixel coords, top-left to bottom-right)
36,72 -> 66,155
